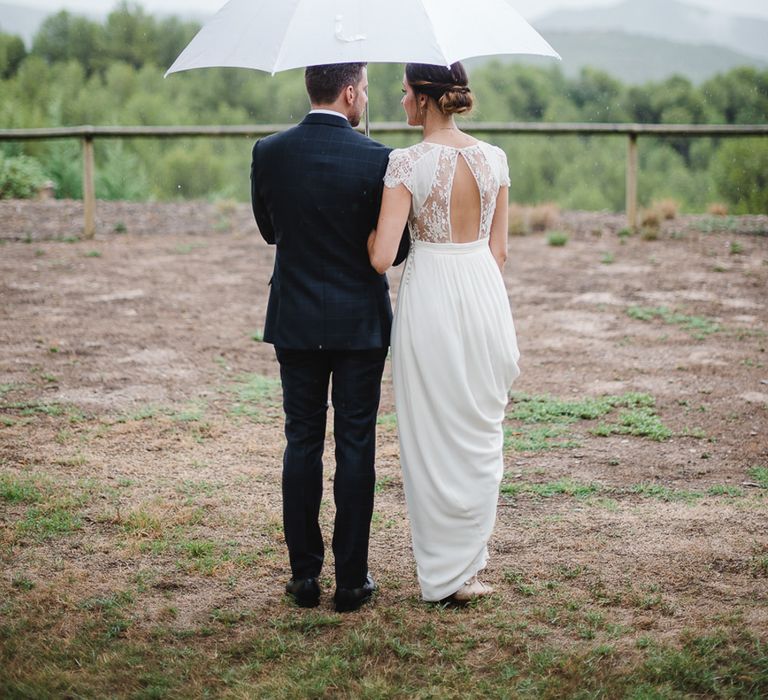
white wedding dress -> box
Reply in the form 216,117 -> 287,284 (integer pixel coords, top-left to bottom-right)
385,141 -> 521,601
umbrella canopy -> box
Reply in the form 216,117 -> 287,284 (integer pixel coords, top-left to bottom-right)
165,0 -> 559,77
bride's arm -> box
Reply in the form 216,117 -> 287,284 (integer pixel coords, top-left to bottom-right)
489,186 -> 509,271
368,184 -> 412,274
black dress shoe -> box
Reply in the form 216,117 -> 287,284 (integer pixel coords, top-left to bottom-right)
333,574 -> 376,613
285,577 -> 320,608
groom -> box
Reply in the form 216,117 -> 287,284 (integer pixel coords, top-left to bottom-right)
250,63 -> 408,612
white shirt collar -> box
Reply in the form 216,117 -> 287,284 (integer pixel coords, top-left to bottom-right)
309,109 -> 349,121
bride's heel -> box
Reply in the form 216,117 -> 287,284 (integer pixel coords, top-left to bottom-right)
441,575 -> 494,606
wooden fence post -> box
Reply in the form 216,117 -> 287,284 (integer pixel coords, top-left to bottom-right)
626,133 -> 638,231
82,135 -> 96,239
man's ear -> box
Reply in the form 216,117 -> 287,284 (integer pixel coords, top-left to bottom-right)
345,85 -> 355,105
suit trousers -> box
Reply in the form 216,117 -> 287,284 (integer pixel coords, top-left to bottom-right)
274,346 -> 388,589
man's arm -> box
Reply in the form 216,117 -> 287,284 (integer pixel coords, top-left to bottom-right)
251,141 -> 276,245
392,224 -> 410,266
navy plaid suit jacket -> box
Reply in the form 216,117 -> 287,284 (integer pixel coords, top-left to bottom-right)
251,112 -> 408,350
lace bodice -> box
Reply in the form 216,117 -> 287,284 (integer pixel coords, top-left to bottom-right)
384,141 -> 510,244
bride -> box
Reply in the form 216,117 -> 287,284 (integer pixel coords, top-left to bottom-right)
368,61 -> 520,604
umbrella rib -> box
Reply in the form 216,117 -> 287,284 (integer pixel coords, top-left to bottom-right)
415,0 -> 451,66
270,0 -> 305,74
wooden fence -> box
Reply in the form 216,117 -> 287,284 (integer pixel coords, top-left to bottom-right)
1,122 -> 766,238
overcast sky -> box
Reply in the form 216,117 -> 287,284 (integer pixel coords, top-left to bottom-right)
17,0 -> 768,21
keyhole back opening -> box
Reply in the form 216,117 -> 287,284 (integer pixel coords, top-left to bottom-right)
448,153 -> 483,244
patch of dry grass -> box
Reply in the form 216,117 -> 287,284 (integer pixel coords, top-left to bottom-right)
640,208 -> 661,240
508,203 -> 528,236
529,202 -> 561,232
507,202 -> 561,236
652,198 -> 680,221
2,559 -> 766,698
707,202 -> 729,216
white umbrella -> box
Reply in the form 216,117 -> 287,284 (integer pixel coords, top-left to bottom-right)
165,0 -> 560,132
167,0 -> 559,74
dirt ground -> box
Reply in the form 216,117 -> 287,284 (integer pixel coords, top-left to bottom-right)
1,201 -> 767,696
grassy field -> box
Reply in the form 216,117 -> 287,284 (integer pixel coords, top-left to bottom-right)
1,207 -> 767,698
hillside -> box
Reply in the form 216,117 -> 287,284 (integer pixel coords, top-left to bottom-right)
537,0 -> 768,62
500,30 -> 767,84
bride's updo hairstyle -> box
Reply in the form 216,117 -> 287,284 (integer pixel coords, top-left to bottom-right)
405,61 -> 474,116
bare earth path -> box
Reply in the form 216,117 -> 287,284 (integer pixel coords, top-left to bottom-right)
1,202 -> 767,697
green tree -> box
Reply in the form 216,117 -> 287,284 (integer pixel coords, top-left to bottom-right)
13,56 -> 51,124
701,68 -> 768,124
368,63 -> 407,122
567,68 -> 627,122
45,141 -> 82,198
32,11 -> 103,74
654,76 -> 707,124
154,16 -> 201,71
96,140 -> 150,200
102,2 -> 159,70
625,84 -> 658,122
650,76 -> 709,162
153,141 -> 226,199
713,138 -> 768,213
0,31 -> 27,79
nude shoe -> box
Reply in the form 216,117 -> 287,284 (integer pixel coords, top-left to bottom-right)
451,575 -> 495,602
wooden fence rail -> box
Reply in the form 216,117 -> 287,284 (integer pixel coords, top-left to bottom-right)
2,122 -> 766,238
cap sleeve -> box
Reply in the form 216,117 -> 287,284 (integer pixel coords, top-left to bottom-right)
384,148 -> 414,193
497,147 -> 510,188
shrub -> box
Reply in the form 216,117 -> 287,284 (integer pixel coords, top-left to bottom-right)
508,203 -> 529,236
153,141 -> 226,200
547,231 -> 569,247
45,141 -> 82,199
0,154 -> 47,199
639,208 -> 661,241
713,138 -> 768,214
640,208 -> 661,229
653,198 -> 679,220
530,202 -> 560,232
95,141 -> 150,201
707,202 -> 728,216
215,198 -> 238,217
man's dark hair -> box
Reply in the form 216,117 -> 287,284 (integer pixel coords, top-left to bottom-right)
305,63 -> 366,105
